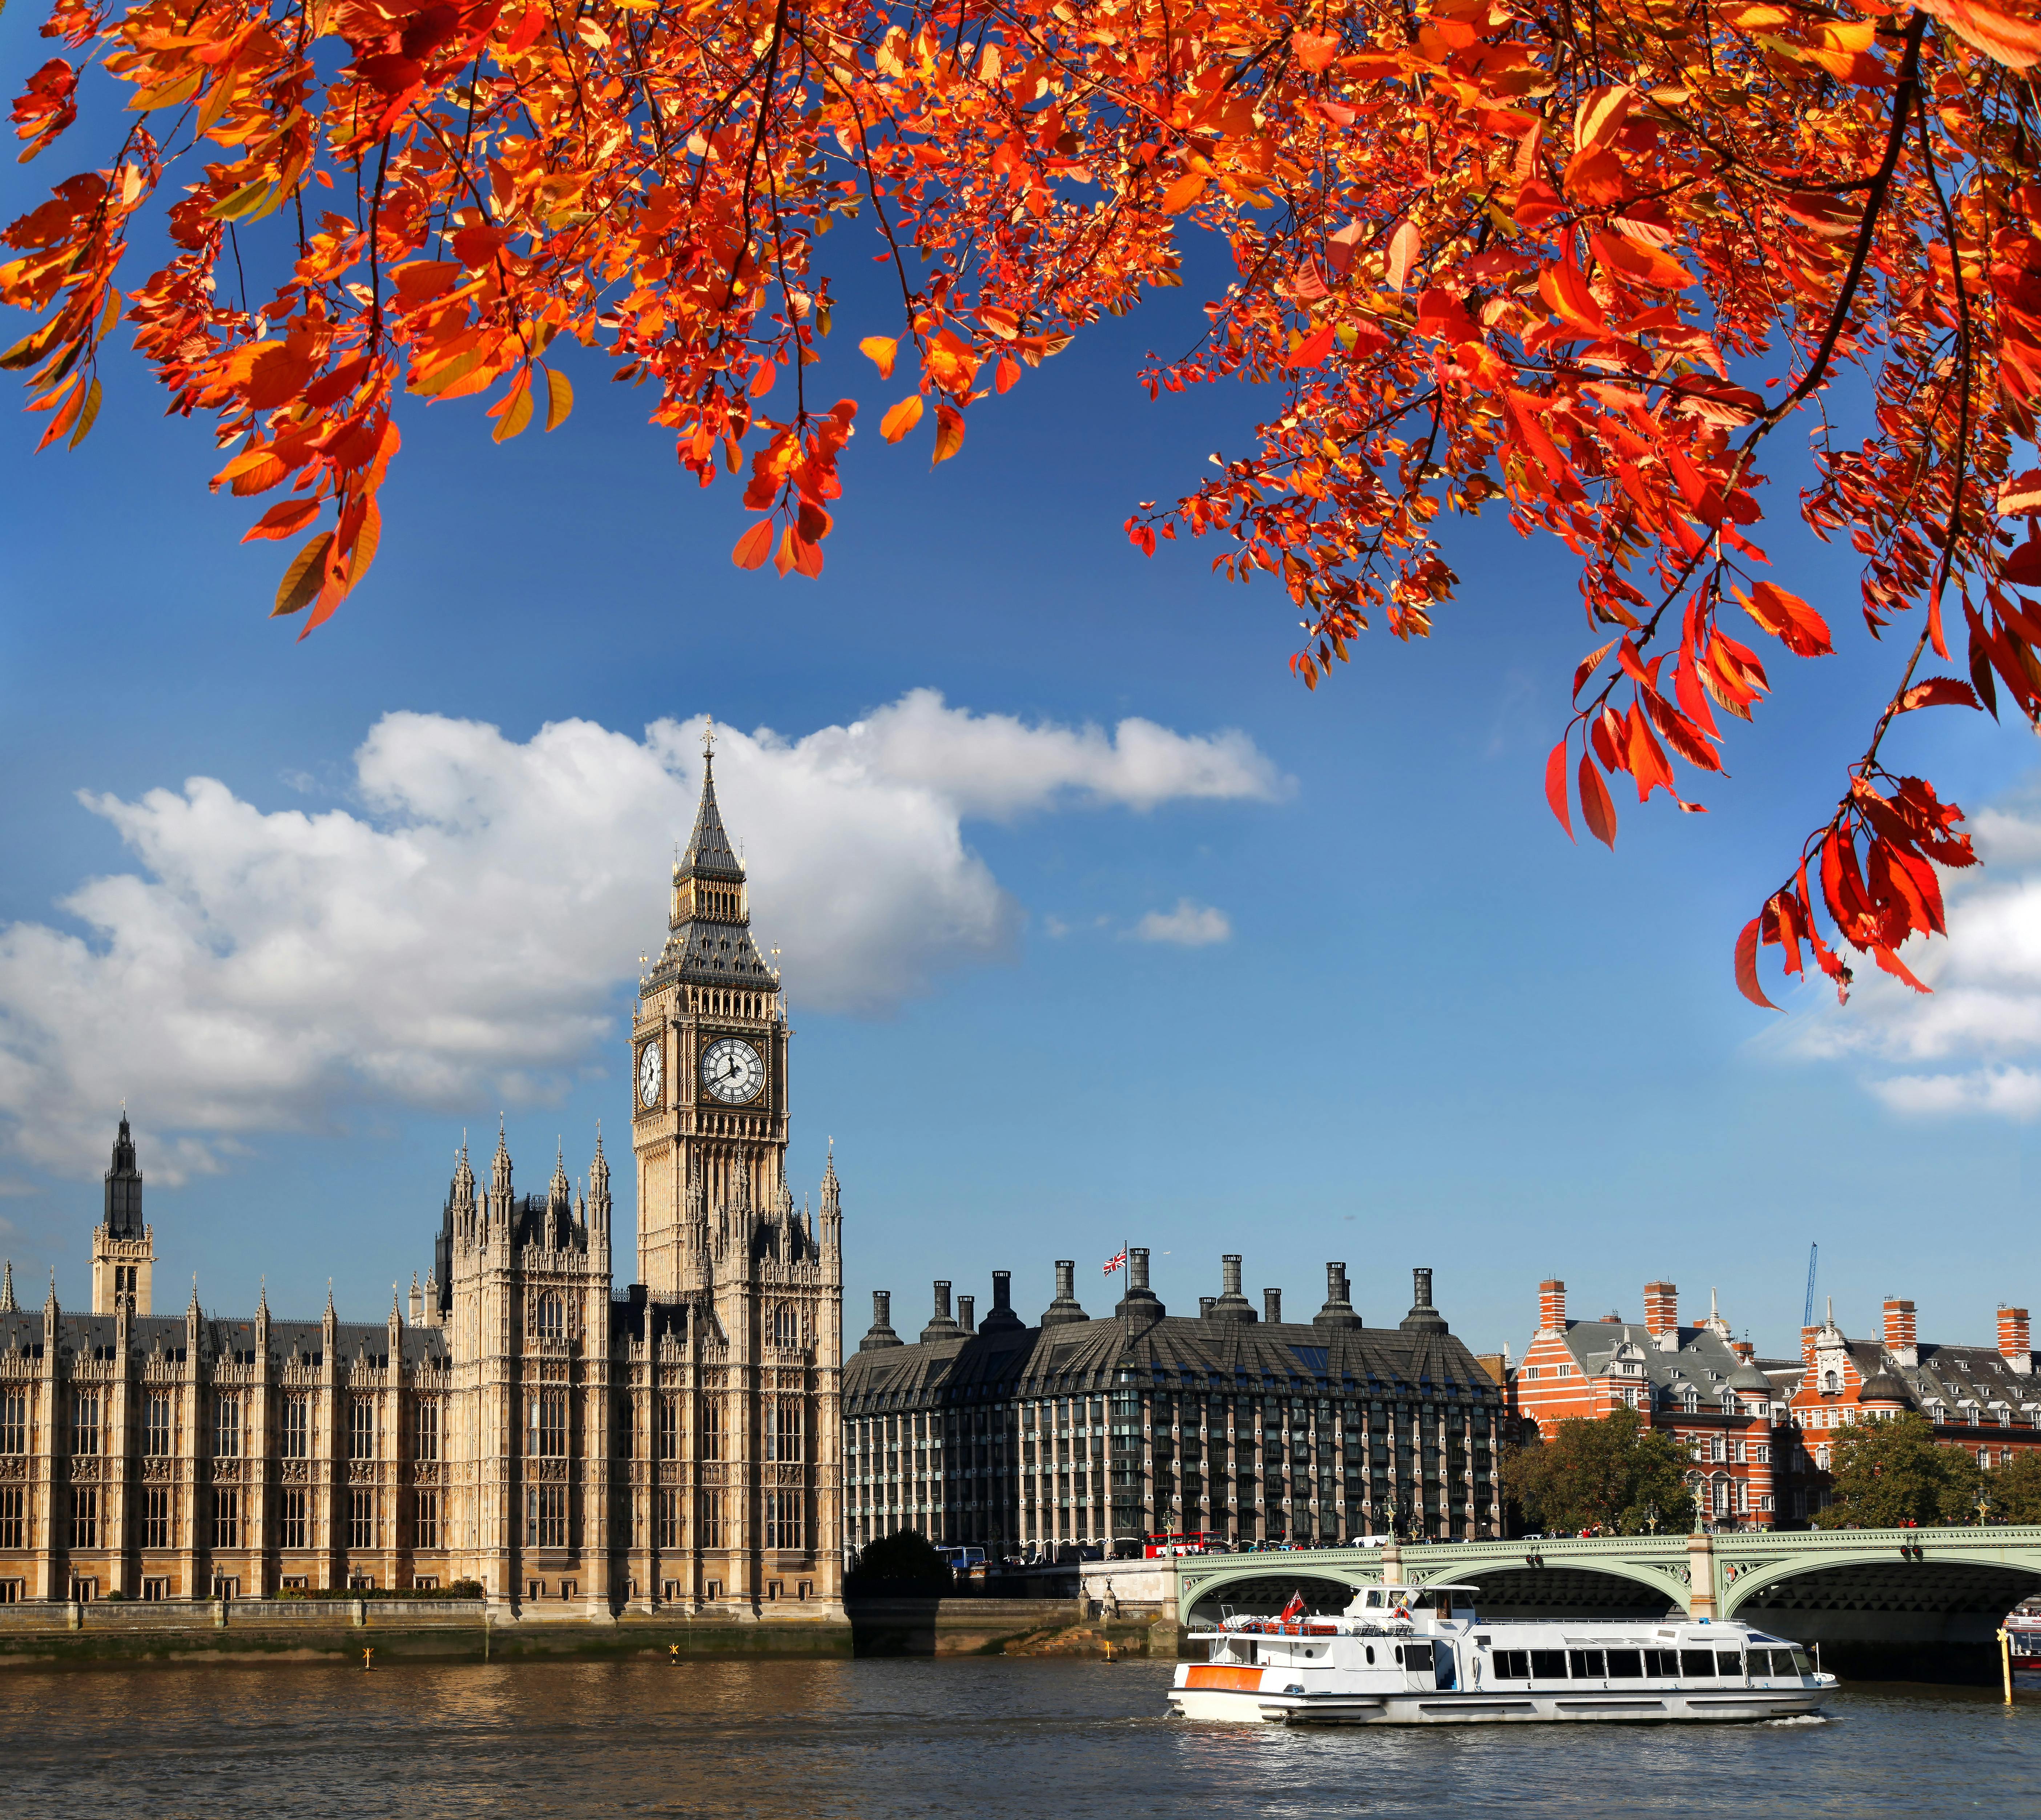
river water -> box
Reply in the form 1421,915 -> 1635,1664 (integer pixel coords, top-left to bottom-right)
1,1658 -> 2034,1819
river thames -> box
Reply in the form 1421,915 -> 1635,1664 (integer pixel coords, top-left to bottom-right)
0,1659 -> 2033,1818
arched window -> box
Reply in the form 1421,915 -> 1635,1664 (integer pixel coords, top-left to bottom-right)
772,1303 -> 800,1348
1821,1370 -> 1840,1393
537,1293 -> 564,1339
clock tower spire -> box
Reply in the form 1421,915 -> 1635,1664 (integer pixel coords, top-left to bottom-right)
633,727 -> 788,1296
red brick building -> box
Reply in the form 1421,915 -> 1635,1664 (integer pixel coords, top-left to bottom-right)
1509,1279 -> 2041,1529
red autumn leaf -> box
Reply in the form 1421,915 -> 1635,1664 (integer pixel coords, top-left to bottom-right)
1899,676 -> 1982,713
1578,749 -> 1617,849
1735,917 -> 1779,1011
1546,737 -> 1573,839
731,520 -> 774,569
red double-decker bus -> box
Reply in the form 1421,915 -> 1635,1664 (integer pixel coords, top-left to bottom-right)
1142,1531 -> 1219,1559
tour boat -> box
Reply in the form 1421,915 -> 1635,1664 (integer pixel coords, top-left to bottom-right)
1168,1584 -> 1837,1725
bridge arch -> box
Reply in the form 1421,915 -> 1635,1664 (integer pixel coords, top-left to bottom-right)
1179,1567 -> 1362,1625
1723,1545 -> 2041,1642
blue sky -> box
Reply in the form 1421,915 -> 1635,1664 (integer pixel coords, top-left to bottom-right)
5,22 -> 2040,1362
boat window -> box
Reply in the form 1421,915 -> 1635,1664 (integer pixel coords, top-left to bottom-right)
1529,1649 -> 1567,1679
1645,1649 -> 1679,1676
1605,1650 -> 1643,1678
1567,1650 -> 1605,1679
1365,1591 -> 1383,1608
1715,1652 -> 1742,1676
1493,1650 -> 1530,1679
1679,1649 -> 1716,1678
1365,1645 -> 1376,1665
1789,1648 -> 1813,1676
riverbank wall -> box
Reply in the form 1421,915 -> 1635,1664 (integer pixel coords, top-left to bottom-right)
0,1596 -> 1174,1667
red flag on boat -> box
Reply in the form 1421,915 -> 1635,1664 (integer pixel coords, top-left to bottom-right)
1280,1592 -> 1306,1622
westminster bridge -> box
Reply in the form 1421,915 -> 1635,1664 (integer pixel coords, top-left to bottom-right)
1086,1526 -> 2041,1676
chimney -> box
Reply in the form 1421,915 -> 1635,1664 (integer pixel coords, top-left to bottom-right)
1199,1296 -> 1216,1319
858,1289 -> 903,1352
1731,1339 -> 1754,1362
957,1294 -> 975,1335
935,1280 -> 951,1320
1223,1255 -> 1243,1297
1315,1261 -> 1361,1330
1042,1259 -> 1091,1328
920,1279 -> 963,1343
1115,1246 -> 1164,1321
1400,1266 -> 1448,1334
1209,1253 -> 1256,1322
980,1269 -> 1023,1334
1884,1298 -> 1917,1368
1264,1287 -> 1283,1324
1643,1281 -> 1678,1346
2000,1305 -> 2032,1374
1128,1249 -> 1150,1293
1538,1279 -> 1567,1335
1800,1324 -> 1819,1370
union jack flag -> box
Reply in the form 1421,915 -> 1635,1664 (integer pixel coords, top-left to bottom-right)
1103,1251 -> 1128,1275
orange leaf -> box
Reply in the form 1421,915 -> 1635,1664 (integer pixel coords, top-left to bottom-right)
859,335 -> 899,379
1287,322 -> 1338,369
241,497 -> 320,543
271,531 -> 334,617
1292,29 -> 1340,73
1385,220 -> 1419,292
1735,917 -> 1779,1010
1740,580 -> 1833,657
1578,749 -> 1617,848
881,395 -> 923,442
732,520 -> 774,569
1545,738 -> 1573,840
995,354 -> 1019,394
1160,171 -> 1208,214
492,376 -> 534,442
931,402 -> 965,464
1899,676 -> 1982,712
544,367 -> 573,431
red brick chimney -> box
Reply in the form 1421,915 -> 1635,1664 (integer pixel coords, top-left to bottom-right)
2001,1306 -> 2032,1375
1800,1324 -> 1819,1370
1643,1281 -> 1678,1342
1538,1279 -> 1566,1334
1732,1339 -> 1755,1362
1884,1298 -> 1917,1367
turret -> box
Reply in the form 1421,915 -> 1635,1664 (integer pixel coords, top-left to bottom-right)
587,1127 -> 611,1241
819,1145 -> 842,1256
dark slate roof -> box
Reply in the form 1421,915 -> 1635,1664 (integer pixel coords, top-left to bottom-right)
1559,1320 -> 1758,1404
1861,1339 -> 2041,1416
0,1310 -> 449,1368
681,756 -> 744,879
843,1309 -> 1503,1409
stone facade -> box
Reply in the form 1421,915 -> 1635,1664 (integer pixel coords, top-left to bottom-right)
842,1253 -> 1505,1557
0,750 -> 842,1616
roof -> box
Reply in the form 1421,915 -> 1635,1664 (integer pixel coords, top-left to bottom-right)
844,1307 -> 1505,1409
1545,1319 -> 1777,1410
647,755 -> 776,992
0,1310 -> 451,1368
680,754 -> 744,879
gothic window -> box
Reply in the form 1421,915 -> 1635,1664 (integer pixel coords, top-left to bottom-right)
350,1400 -> 377,1461
526,1484 -> 567,1549
702,1397 -> 724,1462
71,1390 -> 101,1456
0,1486 -> 27,1549
536,1293 -> 565,1340
0,1390 -> 23,1454
214,1393 -> 242,1459
766,1490 -> 804,1551
699,1490 -> 724,1549
142,1487 -> 172,1550
659,1399 -> 679,1461
657,1489 -> 682,1550
772,1303 -> 800,1348
414,1490 -> 440,1551
212,1488 -> 241,1550
279,1489 -> 308,1551
350,1489 -> 375,1551
530,1389 -> 568,1458
145,1392 -> 173,1458
70,1485 -> 99,1550
415,1400 -> 440,1462
768,1401 -> 804,1464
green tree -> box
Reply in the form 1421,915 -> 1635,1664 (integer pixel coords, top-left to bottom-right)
1501,1408 -> 1697,1537
1984,1449 -> 2041,1526
1814,1413 -> 1983,1529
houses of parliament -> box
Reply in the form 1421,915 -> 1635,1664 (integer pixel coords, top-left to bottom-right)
0,749 -> 845,1615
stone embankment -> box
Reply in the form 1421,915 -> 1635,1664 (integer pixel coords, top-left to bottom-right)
0,1595 -> 1175,1667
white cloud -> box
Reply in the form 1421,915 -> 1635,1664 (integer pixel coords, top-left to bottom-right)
0,694 -> 1282,1179
1774,775 -> 2041,1118
1132,899 -> 1233,947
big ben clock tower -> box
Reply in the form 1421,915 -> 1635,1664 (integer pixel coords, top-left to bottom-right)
632,726 -> 792,1297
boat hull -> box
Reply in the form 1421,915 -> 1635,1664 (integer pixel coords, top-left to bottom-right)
1167,1684 -> 1835,1726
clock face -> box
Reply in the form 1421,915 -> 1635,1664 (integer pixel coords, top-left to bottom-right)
638,1042 -> 663,1108
700,1035 -> 766,1105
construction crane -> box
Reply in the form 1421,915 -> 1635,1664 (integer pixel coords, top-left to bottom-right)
1803,1243 -> 1819,1330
